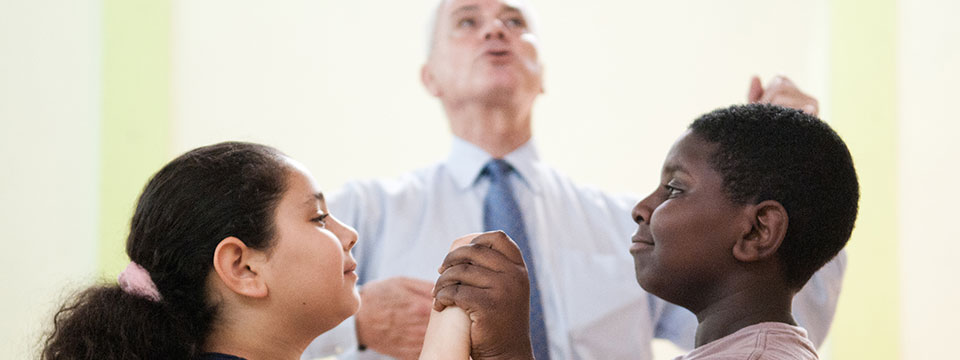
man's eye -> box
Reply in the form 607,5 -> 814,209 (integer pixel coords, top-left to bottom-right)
504,17 -> 525,28
457,18 -> 476,28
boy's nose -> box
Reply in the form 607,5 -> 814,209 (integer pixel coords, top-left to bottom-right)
632,194 -> 655,224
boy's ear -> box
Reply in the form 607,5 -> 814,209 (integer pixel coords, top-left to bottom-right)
212,237 -> 269,299
733,200 -> 788,262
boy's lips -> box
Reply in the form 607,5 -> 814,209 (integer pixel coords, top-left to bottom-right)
632,236 -> 654,245
632,227 -> 654,245
630,233 -> 654,253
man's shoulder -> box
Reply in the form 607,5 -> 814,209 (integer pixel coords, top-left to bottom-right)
533,162 -> 640,207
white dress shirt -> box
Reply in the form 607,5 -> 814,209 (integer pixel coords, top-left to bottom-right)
302,137 -> 845,360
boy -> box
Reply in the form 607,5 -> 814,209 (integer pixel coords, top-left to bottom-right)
432,103 -> 858,359
629,103 -> 859,359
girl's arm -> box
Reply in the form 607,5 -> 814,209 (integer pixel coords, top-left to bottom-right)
419,234 -> 479,360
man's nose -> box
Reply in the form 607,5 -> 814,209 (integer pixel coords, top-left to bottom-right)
483,19 -> 507,40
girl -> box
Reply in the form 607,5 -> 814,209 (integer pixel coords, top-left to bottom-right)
42,142 -> 360,360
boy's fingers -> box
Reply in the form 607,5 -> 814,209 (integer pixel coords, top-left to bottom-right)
433,263 -> 498,297
434,284 -> 492,313
438,240 -> 518,274
469,231 -> 525,265
433,297 -> 451,312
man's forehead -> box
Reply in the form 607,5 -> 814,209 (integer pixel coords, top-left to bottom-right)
440,0 -> 530,17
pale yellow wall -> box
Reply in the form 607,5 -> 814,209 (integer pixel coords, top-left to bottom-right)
0,0 -> 101,358
899,0 -> 960,359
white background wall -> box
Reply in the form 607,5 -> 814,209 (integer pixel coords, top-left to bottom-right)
2,0 -> 958,359
0,0 -> 101,358
172,0 -> 828,197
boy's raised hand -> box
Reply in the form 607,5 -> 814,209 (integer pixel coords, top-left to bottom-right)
433,231 -> 535,360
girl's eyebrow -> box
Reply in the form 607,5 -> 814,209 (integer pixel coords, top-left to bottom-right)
302,192 -> 326,208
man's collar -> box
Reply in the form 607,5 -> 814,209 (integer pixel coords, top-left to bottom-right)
444,136 -> 543,195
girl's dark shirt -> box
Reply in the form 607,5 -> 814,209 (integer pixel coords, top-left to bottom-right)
200,353 -> 246,360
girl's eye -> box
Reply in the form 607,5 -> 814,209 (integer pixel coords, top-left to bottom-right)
312,213 -> 329,228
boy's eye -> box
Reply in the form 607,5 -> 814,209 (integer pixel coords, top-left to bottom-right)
312,213 -> 329,228
664,184 -> 683,198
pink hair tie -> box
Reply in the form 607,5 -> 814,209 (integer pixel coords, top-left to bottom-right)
118,262 -> 162,302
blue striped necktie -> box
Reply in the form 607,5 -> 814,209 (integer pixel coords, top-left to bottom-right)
481,159 -> 550,360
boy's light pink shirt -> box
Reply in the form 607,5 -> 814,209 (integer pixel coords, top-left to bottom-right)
674,322 -> 818,360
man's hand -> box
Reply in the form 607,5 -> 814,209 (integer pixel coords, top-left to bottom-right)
433,231 -> 535,360
748,75 -> 819,116
355,276 -> 434,359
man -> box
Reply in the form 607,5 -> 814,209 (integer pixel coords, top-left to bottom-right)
303,0 -> 840,359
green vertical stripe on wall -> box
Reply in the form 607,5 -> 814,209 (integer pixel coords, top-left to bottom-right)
99,0 -> 172,277
828,0 -> 900,359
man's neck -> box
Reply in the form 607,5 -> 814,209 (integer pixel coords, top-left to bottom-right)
445,100 -> 533,158
692,278 -> 797,348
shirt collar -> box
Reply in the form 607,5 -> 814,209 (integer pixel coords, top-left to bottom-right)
444,136 -> 543,195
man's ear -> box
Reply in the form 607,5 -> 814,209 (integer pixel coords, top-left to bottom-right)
538,64 -> 545,95
733,200 -> 788,262
421,63 -> 441,97
212,237 -> 269,298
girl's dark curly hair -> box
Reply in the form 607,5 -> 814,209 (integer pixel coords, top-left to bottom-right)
42,141 -> 290,360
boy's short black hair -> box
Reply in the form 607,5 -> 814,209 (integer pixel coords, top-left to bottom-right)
689,104 -> 859,289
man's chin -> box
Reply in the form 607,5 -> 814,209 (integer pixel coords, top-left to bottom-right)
475,78 -> 541,99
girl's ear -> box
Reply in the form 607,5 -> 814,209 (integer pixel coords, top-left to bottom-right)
212,237 -> 269,298
733,200 -> 788,262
